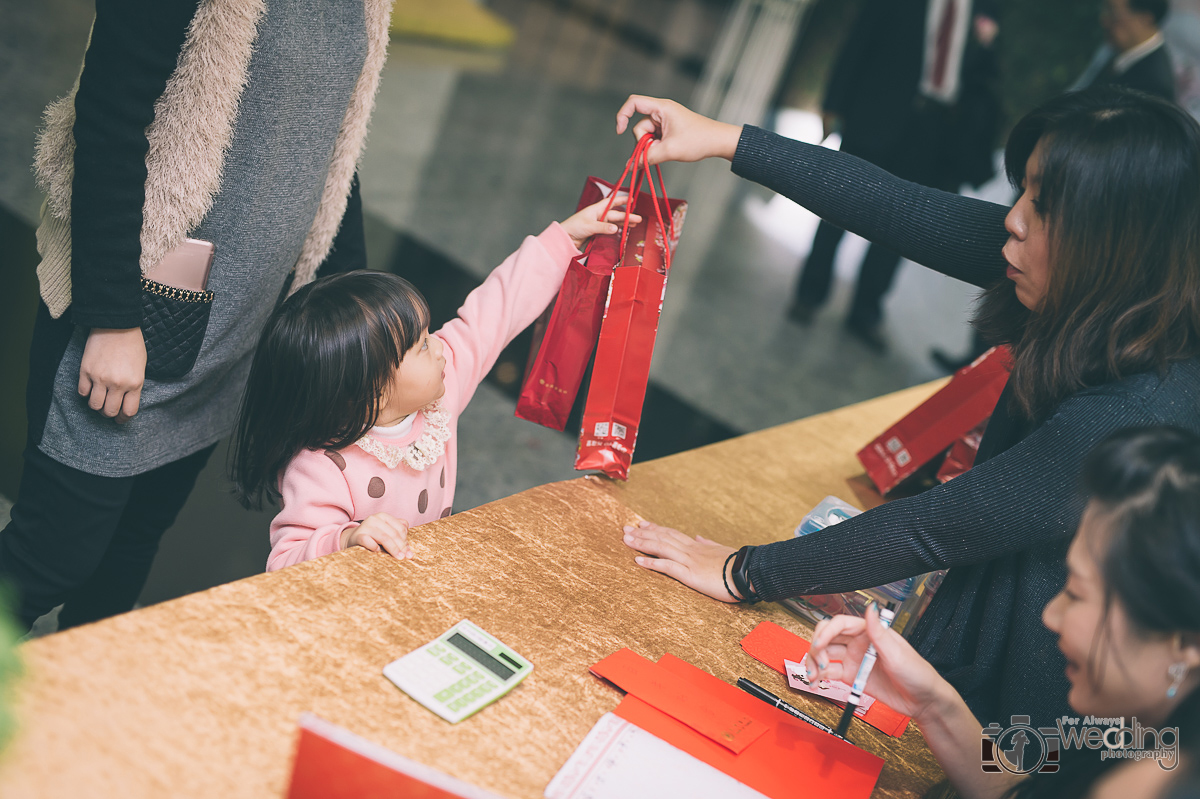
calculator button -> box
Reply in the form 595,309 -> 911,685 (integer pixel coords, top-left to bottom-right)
435,689 -> 453,702
453,662 -> 470,674
480,681 -> 496,691
440,655 -> 455,665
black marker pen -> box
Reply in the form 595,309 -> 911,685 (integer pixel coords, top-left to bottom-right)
737,678 -> 838,736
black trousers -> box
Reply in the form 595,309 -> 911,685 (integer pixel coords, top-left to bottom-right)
0,302 -> 216,630
793,102 -> 956,327
1,443 -> 215,631
794,222 -> 903,327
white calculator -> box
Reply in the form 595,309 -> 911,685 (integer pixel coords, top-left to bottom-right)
383,619 -> 533,723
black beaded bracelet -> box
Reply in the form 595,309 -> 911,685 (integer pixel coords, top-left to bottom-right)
721,551 -> 740,602
730,545 -> 761,604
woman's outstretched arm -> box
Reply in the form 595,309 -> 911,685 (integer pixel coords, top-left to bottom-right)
616,95 -> 1010,289
733,126 -> 1009,289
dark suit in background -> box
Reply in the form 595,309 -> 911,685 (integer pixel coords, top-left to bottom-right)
790,0 -> 1000,344
1092,39 -> 1177,100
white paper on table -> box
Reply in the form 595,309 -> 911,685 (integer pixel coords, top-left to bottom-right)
544,712 -> 768,799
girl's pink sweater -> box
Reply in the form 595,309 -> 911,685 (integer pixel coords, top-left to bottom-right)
266,224 -> 579,570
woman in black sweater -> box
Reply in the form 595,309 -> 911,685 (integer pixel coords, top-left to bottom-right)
617,88 -> 1200,731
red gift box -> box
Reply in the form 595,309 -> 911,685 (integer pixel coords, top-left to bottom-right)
858,346 -> 1012,495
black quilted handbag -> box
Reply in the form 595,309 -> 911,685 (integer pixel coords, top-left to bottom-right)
140,277 -> 214,381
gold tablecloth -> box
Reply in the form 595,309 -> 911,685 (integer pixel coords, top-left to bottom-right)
0,381 -> 947,798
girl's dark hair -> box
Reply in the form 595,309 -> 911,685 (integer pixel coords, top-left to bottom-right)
975,87 -> 1200,420
1011,426 -> 1200,799
231,270 -> 429,508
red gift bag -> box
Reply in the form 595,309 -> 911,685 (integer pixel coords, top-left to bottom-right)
516,138 -> 684,431
576,137 -> 686,479
858,346 -> 1012,495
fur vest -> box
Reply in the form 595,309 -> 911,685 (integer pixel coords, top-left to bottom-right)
32,0 -> 393,319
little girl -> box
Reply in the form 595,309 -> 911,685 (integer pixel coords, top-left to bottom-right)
232,198 -> 636,570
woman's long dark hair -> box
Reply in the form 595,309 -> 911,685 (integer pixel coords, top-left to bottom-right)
231,271 -> 429,508
1013,426 -> 1200,798
975,87 -> 1200,420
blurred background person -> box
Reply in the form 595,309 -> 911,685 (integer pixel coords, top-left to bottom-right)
786,0 -> 1001,353
1075,0 -> 1176,100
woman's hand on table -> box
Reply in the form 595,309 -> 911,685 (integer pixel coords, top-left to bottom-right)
808,605 -> 953,722
623,520 -> 740,603
615,96 -> 742,165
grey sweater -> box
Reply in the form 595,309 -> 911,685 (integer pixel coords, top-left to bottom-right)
37,0 -> 369,477
732,124 -> 1200,729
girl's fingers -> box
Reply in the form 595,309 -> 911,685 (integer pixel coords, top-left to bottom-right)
603,210 -> 641,225
377,532 -> 407,559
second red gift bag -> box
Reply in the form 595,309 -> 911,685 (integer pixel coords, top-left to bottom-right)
516,135 -> 686,479
575,137 -> 686,479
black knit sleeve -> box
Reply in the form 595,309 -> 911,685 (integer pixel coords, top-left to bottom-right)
315,173 -> 367,279
69,0 -> 198,329
731,125 -> 1011,289
746,390 -> 1154,600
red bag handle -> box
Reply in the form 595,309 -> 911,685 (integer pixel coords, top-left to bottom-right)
587,134 -> 676,271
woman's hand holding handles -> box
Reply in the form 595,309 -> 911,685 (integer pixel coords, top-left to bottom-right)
78,327 -> 147,423
622,520 -> 741,603
615,96 -> 743,165
808,605 -> 954,723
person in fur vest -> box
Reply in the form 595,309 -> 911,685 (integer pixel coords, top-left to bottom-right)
0,0 -> 397,630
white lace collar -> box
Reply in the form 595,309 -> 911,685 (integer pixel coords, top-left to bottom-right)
354,400 -> 451,471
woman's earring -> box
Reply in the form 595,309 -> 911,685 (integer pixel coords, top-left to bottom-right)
1167,662 -> 1188,699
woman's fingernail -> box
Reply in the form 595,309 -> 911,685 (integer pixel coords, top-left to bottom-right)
623,534 -> 633,543
817,658 -> 828,670
623,525 -> 634,532
608,224 -> 618,233
635,556 -> 644,565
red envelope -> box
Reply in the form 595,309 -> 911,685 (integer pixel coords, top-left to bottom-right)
590,649 -> 884,799
741,621 -> 911,738
286,714 -> 500,798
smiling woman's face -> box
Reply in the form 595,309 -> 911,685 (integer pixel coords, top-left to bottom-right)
1002,141 -> 1053,311
1042,504 -> 1196,727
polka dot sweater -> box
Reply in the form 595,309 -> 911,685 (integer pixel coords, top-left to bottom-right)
266,223 -> 580,571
